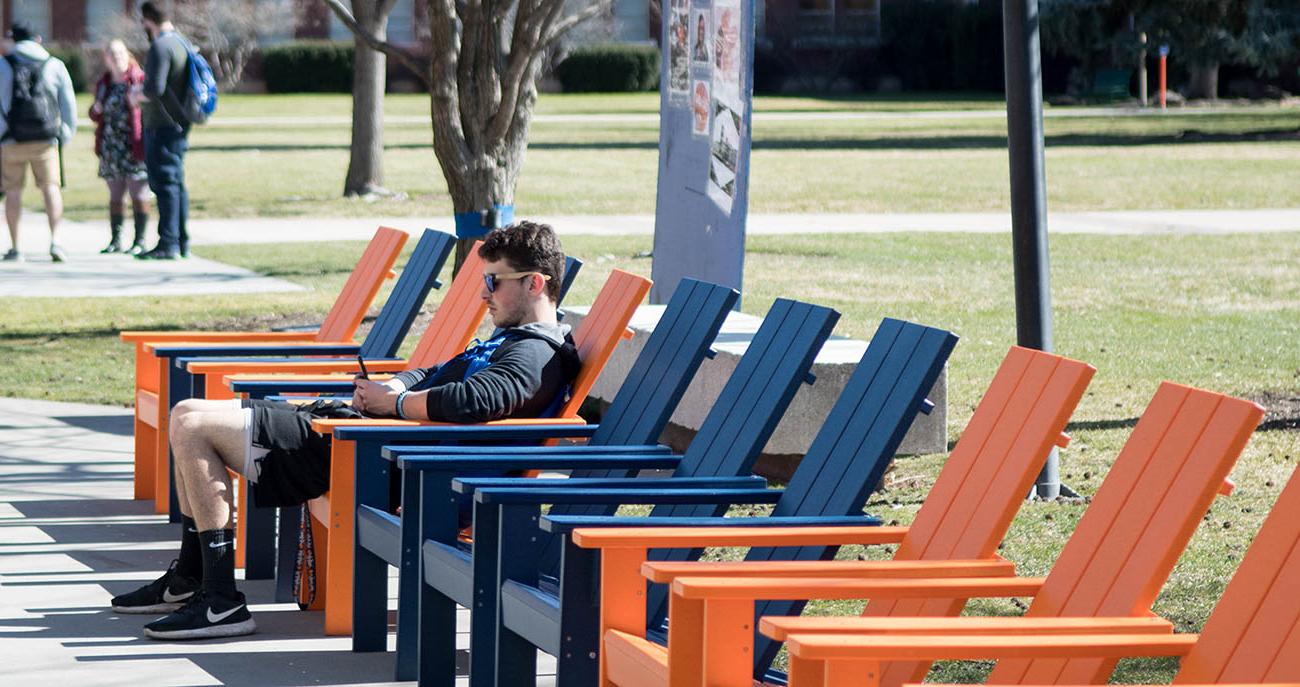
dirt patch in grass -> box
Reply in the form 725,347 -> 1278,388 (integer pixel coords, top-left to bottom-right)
1253,391 -> 1300,432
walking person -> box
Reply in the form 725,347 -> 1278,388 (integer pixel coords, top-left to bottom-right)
90,40 -> 150,255
0,22 -> 77,263
137,1 -> 191,260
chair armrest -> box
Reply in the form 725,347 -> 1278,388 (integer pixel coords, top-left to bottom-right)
382,443 -> 670,458
328,419 -> 596,442
639,554 -> 1012,584
151,342 -> 361,358
672,574 -> 1047,602
121,330 -> 317,343
453,475 -> 765,495
784,631 -> 1198,662
473,486 -> 783,507
396,453 -> 683,472
759,615 -> 1173,641
546,514 -> 883,535
228,378 -> 358,395
185,357 -> 407,375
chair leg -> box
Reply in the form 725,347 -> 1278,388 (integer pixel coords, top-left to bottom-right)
244,494 -> 277,579
418,564 -> 459,686
274,506 -> 299,603
494,624 -> 538,687
394,472 -> 423,676
353,441 -> 393,653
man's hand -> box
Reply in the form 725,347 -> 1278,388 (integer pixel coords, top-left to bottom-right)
352,379 -> 402,416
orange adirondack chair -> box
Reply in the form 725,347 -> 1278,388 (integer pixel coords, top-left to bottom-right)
236,269 -> 651,636
203,247 -> 489,569
576,346 -> 1097,687
119,226 -> 407,508
641,382 -> 1261,687
778,454 -> 1300,687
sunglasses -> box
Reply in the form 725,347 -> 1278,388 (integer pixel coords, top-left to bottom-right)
483,270 -> 551,293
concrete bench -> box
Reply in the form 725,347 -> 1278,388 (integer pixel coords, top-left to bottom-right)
562,305 -> 947,480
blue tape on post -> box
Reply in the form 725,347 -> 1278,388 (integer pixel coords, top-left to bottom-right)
454,205 -> 515,238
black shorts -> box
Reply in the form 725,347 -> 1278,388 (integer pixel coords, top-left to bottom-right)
243,398 -> 336,508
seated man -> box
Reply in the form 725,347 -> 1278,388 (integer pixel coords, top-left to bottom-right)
110,221 -> 580,640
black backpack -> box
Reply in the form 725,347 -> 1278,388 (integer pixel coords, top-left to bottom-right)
3,55 -> 60,142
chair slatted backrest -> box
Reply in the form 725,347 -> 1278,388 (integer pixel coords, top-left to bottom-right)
556,256 -> 583,309
864,346 -> 1096,687
553,269 -> 652,419
992,383 -> 1264,685
744,318 -> 959,673
535,299 -> 840,575
1175,465 -> 1300,684
316,226 -> 408,343
584,279 -> 738,447
406,243 -> 489,367
641,301 -> 847,623
357,229 -> 456,359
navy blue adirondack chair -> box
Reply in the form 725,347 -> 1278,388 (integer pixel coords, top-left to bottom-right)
342,279 -> 739,677
224,254 -> 583,589
397,299 -> 846,686
472,318 -> 957,686
142,228 -> 457,524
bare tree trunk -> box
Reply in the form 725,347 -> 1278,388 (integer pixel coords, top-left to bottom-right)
1187,63 -> 1220,100
344,1 -> 396,197
327,0 -> 613,273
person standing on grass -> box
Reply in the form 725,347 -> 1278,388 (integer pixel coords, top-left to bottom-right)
90,39 -> 151,255
0,22 -> 77,263
136,1 -> 191,260
109,222 -> 581,640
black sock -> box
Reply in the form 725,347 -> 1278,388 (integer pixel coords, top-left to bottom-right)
132,210 -> 149,245
176,516 -> 202,581
197,528 -> 238,598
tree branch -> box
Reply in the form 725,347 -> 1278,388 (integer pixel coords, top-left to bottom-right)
544,0 -> 616,47
323,0 -> 432,88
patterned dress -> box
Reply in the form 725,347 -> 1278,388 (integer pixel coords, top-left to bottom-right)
97,82 -> 148,181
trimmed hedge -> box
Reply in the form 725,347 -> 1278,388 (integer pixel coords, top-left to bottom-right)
555,43 -> 659,92
263,41 -> 354,93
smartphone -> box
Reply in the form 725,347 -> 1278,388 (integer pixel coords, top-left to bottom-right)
356,355 -> 370,380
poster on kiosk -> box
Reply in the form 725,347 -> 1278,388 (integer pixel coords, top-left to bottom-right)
650,0 -> 755,305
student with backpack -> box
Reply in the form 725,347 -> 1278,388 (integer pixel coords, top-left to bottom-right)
137,1 -> 211,260
0,22 -> 77,263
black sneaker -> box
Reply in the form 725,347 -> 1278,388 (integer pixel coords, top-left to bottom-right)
111,560 -> 199,614
135,246 -> 180,260
143,590 -> 256,640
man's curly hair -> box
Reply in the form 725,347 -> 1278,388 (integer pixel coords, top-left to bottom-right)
478,221 -> 566,302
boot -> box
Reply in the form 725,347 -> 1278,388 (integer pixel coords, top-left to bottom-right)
128,211 -> 149,256
101,214 -> 124,253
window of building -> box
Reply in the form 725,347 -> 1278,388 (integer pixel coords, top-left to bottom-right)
11,0 -> 52,40
387,0 -> 415,44
85,0 -> 128,44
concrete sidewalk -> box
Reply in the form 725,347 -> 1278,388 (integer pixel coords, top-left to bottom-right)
0,397 -> 546,686
0,217 -> 304,299
4,208 -> 1296,298
21,207 -> 1300,248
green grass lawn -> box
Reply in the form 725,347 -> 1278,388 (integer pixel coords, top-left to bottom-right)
1,231 -> 1297,682
48,93 -> 1300,221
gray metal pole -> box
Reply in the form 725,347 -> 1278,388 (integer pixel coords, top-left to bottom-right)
1002,0 -> 1066,499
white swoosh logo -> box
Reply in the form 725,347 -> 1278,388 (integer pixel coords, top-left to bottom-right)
162,589 -> 192,603
206,605 -> 244,623
208,540 -> 232,549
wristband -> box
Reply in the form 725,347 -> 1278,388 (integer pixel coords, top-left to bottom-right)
395,390 -> 409,420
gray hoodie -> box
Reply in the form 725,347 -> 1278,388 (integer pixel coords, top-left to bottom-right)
0,40 -> 77,145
